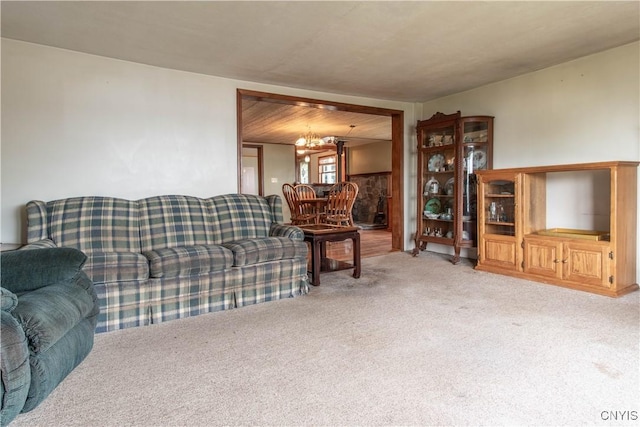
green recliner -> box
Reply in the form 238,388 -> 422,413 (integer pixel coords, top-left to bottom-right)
0,248 -> 99,426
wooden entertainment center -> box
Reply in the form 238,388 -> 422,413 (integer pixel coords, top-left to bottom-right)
475,161 -> 638,297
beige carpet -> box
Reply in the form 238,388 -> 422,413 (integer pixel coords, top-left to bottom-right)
11,252 -> 640,426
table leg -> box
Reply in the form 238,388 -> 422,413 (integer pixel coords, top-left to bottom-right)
352,232 -> 361,279
312,239 -> 322,286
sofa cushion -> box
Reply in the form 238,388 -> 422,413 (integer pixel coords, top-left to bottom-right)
83,252 -> 150,283
46,197 -> 141,252
139,195 -> 215,252
223,237 -> 308,267
1,248 -> 87,294
208,194 -> 274,244
1,287 -> 19,312
11,275 -> 97,354
143,245 -> 234,279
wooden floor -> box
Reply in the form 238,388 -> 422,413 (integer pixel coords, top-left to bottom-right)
324,228 -> 395,262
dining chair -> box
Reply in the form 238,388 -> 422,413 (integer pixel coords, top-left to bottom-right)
294,184 -> 317,201
322,182 -> 359,226
282,183 -> 315,225
295,184 -> 321,224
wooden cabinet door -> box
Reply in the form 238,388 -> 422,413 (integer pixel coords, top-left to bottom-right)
563,242 -> 610,288
480,234 -> 519,271
524,237 -> 562,279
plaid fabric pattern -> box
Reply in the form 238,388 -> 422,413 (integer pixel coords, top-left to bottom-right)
147,272 -> 236,324
208,194 -> 273,243
269,223 -> 304,240
139,195 -> 214,252
20,239 -> 57,250
143,245 -> 234,278
223,237 -> 308,267
26,200 -> 49,242
84,252 -> 149,283
23,193 -> 308,333
235,259 -> 309,307
46,197 -> 140,252
93,279 -> 149,333
265,194 -> 284,224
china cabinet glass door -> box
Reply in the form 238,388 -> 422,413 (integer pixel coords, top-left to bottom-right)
460,117 -> 493,247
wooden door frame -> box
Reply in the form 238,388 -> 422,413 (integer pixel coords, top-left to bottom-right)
237,89 -> 404,251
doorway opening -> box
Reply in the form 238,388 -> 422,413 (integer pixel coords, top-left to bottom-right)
237,89 -> 404,252
241,144 -> 264,196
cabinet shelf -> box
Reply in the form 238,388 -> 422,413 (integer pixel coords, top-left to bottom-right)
418,235 -> 454,244
423,218 -> 454,223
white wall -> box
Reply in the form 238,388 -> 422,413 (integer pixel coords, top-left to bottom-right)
262,143 -> 297,222
421,42 -> 639,168
420,42 -> 639,279
3,38 -> 636,268
349,141 -> 392,175
1,39 -> 416,244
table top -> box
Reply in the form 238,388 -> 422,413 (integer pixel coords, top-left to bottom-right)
298,224 -> 358,235
298,197 -> 327,204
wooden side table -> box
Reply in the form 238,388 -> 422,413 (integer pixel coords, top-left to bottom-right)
299,224 -> 361,286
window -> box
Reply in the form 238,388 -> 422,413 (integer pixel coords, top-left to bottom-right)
319,155 -> 336,184
299,160 -> 309,184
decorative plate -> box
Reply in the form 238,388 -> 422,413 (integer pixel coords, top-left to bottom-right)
472,149 -> 487,170
428,153 -> 445,172
444,177 -> 455,195
424,198 -> 442,214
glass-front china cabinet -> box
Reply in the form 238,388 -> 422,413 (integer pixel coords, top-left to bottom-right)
412,111 -> 494,264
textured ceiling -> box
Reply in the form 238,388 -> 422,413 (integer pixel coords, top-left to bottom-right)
2,1 -> 639,103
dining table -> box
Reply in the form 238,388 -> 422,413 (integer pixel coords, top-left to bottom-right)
297,197 -> 327,224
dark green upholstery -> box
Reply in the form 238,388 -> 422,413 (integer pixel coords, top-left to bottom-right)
1,247 -> 87,293
0,248 -> 99,426
0,311 -> 30,426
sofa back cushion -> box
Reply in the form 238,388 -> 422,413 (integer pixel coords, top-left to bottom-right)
30,197 -> 141,252
208,194 -> 274,244
139,195 -> 215,252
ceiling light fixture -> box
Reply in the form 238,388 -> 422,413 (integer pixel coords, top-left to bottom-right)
295,125 -> 325,150
322,124 -> 356,145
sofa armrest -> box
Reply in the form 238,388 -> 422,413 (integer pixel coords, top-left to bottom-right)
19,239 -> 57,250
269,223 -> 304,241
1,287 -> 18,312
1,248 -> 87,293
0,310 -> 31,425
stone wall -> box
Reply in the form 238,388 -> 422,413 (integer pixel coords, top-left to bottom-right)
349,173 -> 390,224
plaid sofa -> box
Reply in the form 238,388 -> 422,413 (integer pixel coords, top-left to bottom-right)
24,194 -> 309,333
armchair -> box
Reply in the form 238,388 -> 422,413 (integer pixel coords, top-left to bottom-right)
0,248 -> 99,426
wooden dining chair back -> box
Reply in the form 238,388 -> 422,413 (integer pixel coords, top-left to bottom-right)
282,183 -> 315,225
323,182 -> 359,226
282,183 -> 298,221
294,184 -> 316,201
294,184 -> 320,223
